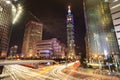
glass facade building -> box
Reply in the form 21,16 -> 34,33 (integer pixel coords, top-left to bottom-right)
109,0 -> 120,49
0,0 -> 12,57
84,0 -> 119,59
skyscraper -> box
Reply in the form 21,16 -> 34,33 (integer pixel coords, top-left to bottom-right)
0,0 -> 12,57
66,5 -> 75,58
84,0 -> 119,60
22,21 -> 43,57
109,0 -> 120,49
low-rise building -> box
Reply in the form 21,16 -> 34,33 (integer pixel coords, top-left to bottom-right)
35,38 -> 65,59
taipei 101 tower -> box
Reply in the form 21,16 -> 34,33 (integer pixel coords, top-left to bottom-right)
67,5 -> 76,59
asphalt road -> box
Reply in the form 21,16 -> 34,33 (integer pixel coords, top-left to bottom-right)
1,61 -> 119,80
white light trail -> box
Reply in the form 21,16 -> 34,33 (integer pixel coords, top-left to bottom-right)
2,65 -> 54,80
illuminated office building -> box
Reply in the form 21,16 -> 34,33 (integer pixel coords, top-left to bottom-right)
109,0 -> 120,49
0,0 -> 22,57
10,45 -> 18,56
84,0 -> 119,59
35,38 -> 63,58
22,21 -> 43,57
66,5 -> 75,58
0,0 -> 12,57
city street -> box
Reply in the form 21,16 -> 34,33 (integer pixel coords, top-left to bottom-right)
1,61 -> 79,80
1,61 -> 120,80
1,65 -> 54,80
0,0 -> 120,80
46,62 -> 79,80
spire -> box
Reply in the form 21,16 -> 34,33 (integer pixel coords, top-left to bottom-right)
68,5 -> 71,14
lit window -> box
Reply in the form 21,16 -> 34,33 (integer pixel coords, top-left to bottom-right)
0,6 -> 3,12
117,31 -> 120,33
118,38 -> 120,40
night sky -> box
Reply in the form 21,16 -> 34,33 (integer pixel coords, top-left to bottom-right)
10,0 -> 86,56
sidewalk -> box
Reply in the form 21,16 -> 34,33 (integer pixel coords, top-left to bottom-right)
78,67 -> 120,78
63,67 -> 120,80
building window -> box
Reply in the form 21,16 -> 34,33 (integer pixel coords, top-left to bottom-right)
0,6 -> 3,12
117,30 -> 120,33
118,37 -> 120,40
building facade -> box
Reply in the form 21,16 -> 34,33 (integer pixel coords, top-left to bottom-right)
84,0 -> 119,60
0,0 -> 13,57
10,45 -> 18,56
109,0 -> 120,49
35,38 -> 64,59
66,5 -> 75,59
22,21 -> 43,57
